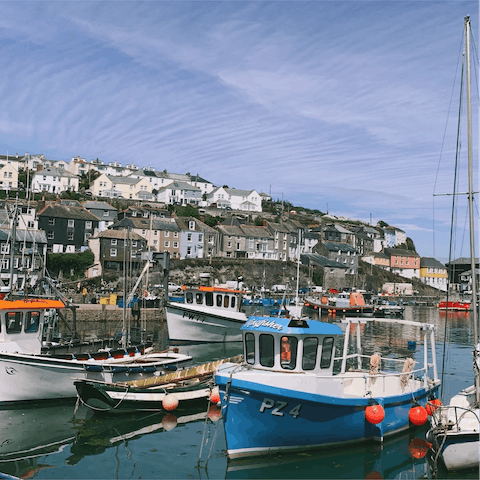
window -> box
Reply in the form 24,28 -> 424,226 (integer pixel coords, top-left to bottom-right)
24,311 -> 40,333
259,334 -> 274,367
110,248 -> 117,257
48,231 -> 54,240
173,242 -> 178,248
230,296 -> 236,308
132,241 -> 137,247
187,247 -> 191,255
216,294 -> 223,307
186,292 -> 194,304
103,211 -> 109,217
173,232 -> 178,238
0,244 -> 8,254
68,219 -> 74,227
280,336 -> 297,370
303,337 -> 318,370
195,293 -> 203,304
48,218 -> 55,225
68,232 -> 74,241
320,337 -> 334,369
142,230 -> 146,235
6,311 -> 22,333
85,221 -> 92,229
187,233 -> 192,241
164,241 -> 170,248
245,333 -> 255,364
223,295 -> 229,308
154,230 -> 158,236
165,231 -> 169,237
205,292 -> 213,306
111,239 -> 118,246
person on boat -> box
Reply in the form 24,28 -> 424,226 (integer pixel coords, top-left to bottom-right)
281,336 -> 291,363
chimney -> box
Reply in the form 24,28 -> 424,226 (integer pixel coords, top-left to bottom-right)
263,220 -> 267,227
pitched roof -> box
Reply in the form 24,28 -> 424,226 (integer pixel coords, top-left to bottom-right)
384,248 -> 419,258
301,253 -> 347,269
33,167 -> 78,178
420,257 -> 446,268
98,229 -> 146,241
82,201 -> 118,211
323,241 -> 357,253
175,217 -> 217,233
38,204 -> 100,221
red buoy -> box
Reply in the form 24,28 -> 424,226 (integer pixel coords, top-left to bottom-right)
162,394 -> 179,411
409,438 -> 429,459
210,387 -> 221,404
425,399 -> 442,416
365,403 -> 385,424
409,405 -> 428,426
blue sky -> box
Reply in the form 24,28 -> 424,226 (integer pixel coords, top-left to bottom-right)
0,1 -> 478,262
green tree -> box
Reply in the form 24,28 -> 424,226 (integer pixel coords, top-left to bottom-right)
377,220 -> 389,228
47,250 -> 95,279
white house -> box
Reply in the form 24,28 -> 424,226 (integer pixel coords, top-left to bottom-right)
31,167 -> 79,194
207,187 -> 262,212
156,181 -> 202,206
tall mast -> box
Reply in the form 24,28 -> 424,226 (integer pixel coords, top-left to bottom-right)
464,15 -> 479,404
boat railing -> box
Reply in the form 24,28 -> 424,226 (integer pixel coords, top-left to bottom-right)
435,404 -> 480,428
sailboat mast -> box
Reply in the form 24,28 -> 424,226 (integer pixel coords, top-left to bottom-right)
464,15 -> 479,403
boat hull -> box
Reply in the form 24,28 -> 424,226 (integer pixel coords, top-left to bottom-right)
0,352 -> 190,403
428,430 -> 479,471
75,379 -> 213,413
216,373 -> 439,459
165,303 -> 246,343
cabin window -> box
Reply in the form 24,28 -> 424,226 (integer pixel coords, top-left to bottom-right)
186,292 -> 194,304
6,312 -> 22,334
320,337 -> 334,369
302,337 -> 318,370
223,296 -> 229,308
216,294 -> 222,307
195,293 -> 203,304
259,334 -> 274,367
245,333 -> 255,364
230,296 -> 236,308
205,292 -> 213,306
280,336 -> 297,370
25,311 -> 40,333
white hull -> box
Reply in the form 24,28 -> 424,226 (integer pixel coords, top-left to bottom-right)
0,352 -> 190,403
441,436 -> 479,471
166,303 -> 246,343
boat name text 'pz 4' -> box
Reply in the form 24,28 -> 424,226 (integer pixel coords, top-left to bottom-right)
260,398 -> 302,418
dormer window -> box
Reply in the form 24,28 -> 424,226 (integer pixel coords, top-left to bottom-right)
189,221 -> 195,230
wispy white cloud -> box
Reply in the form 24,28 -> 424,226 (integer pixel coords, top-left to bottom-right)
0,1 -> 476,259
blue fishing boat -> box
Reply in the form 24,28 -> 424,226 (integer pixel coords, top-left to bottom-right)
215,316 -> 440,459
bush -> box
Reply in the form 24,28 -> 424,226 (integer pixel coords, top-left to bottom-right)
47,250 -> 95,279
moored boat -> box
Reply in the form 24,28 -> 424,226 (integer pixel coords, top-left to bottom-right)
437,300 -> 471,311
0,298 -> 191,404
426,17 -> 479,473
75,354 -> 242,413
305,291 -> 374,317
165,285 -> 247,343
215,315 -> 440,459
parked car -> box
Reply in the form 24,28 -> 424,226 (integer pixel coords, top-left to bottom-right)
271,285 -> 287,293
298,287 -> 312,294
168,282 -> 182,293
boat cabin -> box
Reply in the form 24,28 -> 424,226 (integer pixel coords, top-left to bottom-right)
241,316 -> 343,375
183,286 -> 242,313
0,299 -> 64,354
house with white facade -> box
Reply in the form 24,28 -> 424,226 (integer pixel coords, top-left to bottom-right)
207,187 -> 262,212
31,167 -> 79,194
156,181 -> 202,206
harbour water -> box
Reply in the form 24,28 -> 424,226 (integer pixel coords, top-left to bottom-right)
0,306 -> 477,480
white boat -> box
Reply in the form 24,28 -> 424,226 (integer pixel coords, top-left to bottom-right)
426,16 -> 479,473
165,285 -> 247,343
0,297 -> 191,403
215,315 -> 441,459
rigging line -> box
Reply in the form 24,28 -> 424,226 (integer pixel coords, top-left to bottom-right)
432,32 -> 465,257
441,48 -> 467,400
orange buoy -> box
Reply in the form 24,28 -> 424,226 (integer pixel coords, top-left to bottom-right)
408,438 -> 429,459
162,413 -> 178,431
409,405 -> 428,426
210,386 -> 221,404
162,394 -> 179,411
208,404 -> 222,422
426,399 -> 443,416
365,402 -> 385,424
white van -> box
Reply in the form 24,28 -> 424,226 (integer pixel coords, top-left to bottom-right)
312,286 -> 323,293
